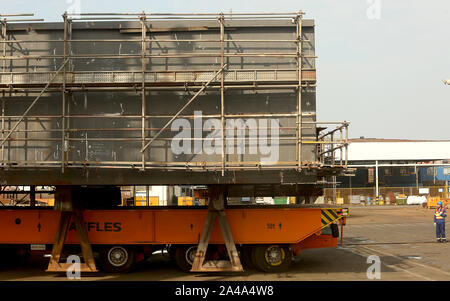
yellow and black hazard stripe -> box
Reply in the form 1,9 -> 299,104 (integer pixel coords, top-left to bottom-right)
321,209 -> 342,228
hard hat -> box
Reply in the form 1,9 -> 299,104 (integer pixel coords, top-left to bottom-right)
437,201 -> 443,205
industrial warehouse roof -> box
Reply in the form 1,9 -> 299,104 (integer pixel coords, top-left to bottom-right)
347,139 -> 450,161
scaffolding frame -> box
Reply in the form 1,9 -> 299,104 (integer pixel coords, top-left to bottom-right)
0,12 -> 350,273
0,12 -> 348,174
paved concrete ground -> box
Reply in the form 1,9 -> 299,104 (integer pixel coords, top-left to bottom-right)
1,205 -> 449,281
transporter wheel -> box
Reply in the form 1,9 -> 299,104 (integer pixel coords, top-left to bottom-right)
252,245 -> 292,273
98,246 -> 136,273
0,248 -> 8,268
241,246 -> 256,270
330,223 -> 340,238
174,245 -> 198,272
167,245 -> 177,262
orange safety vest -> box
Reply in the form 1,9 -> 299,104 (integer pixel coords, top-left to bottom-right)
435,207 -> 445,219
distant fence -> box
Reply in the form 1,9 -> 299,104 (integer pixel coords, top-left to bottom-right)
323,186 -> 449,204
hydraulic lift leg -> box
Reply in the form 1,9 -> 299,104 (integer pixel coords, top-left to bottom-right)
46,186 -> 98,272
191,185 -> 243,272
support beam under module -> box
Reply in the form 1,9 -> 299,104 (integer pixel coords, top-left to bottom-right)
46,186 -> 98,272
191,185 -> 243,272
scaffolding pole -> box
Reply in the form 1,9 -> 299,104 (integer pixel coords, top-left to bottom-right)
219,13 -> 226,176
140,12 -> 147,170
296,11 -> 303,170
140,65 -> 227,153
0,59 -> 69,148
1,19 -> 6,165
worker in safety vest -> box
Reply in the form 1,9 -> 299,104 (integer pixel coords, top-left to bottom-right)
434,201 -> 447,243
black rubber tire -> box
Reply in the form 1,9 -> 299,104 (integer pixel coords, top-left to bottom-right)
0,248 -> 8,268
174,245 -> 197,273
330,223 -> 340,238
251,245 -> 292,273
241,246 -> 256,270
98,245 -> 136,273
167,245 -> 176,262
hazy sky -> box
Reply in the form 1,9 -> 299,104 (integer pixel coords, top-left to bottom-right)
2,0 -> 449,140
